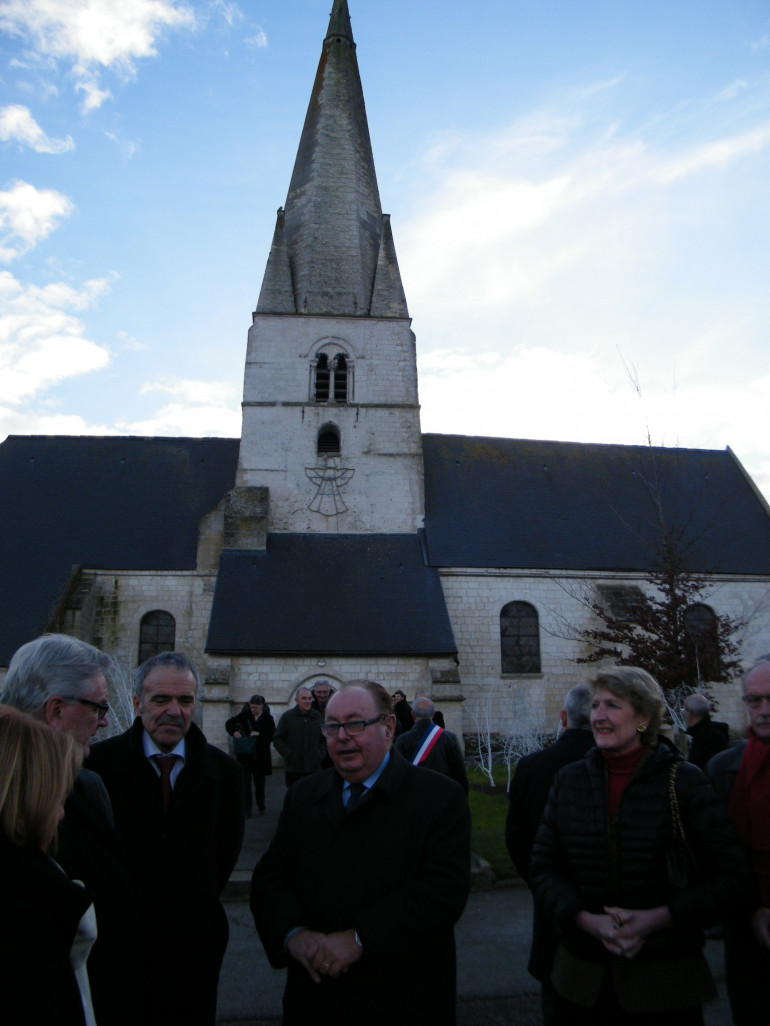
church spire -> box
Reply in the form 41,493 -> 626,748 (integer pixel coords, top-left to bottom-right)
256,0 -> 408,318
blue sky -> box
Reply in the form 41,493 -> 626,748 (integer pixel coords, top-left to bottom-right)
2,0 -> 769,498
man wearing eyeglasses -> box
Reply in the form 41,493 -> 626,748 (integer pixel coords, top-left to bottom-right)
251,680 -> 471,1026
708,655 -> 770,1025
1,633 -> 143,1026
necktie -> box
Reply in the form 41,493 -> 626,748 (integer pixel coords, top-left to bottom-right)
153,754 -> 178,812
346,782 -> 365,814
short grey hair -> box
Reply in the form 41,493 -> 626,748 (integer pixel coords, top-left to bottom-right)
684,693 -> 711,718
742,654 -> 770,691
134,651 -> 200,699
2,634 -> 112,718
590,666 -> 665,743
412,696 -> 434,720
563,684 -> 591,729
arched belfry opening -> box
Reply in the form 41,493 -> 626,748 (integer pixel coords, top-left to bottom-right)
317,425 -> 341,455
312,347 -> 351,404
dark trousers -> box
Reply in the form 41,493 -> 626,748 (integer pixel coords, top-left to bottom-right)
551,986 -> 704,1026
724,917 -> 770,1025
236,756 -> 266,815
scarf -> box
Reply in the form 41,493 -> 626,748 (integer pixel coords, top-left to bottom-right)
603,743 -> 646,821
730,730 -> 770,904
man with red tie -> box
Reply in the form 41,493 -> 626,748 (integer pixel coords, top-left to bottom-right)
87,652 -> 244,1026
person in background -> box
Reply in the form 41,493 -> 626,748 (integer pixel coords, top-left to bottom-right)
708,655 -> 770,1024
226,694 -> 275,816
311,680 -> 335,716
394,695 -> 468,793
0,704 -> 97,1026
531,666 -> 749,1026
682,693 -> 728,770
506,684 -> 594,1024
273,687 -> 325,786
391,688 -> 412,734
414,689 -> 445,727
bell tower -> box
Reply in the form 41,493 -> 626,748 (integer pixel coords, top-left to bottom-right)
236,0 -> 424,535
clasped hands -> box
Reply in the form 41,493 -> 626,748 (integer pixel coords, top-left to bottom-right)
576,905 -> 671,959
287,928 -> 363,983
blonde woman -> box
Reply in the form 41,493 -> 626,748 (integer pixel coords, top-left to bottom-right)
531,667 -> 749,1026
0,705 -> 98,1026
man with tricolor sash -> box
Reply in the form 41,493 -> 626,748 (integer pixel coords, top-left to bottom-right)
394,695 -> 468,794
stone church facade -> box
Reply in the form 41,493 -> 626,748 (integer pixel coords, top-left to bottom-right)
2,1 -> 770,744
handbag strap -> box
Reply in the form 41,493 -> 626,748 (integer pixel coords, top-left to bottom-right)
668,763 -> 687,842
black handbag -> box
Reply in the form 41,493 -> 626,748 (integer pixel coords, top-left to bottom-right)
666,763 -> 699,890
233,735 -> 256,756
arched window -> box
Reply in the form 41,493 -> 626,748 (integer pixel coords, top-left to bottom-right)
332,354 -> 348,403
683,603 -> 719,682
317,426 -> 341,455
501,601 -> 541,674
138,610 -> 176,665
314,354 -> 330,402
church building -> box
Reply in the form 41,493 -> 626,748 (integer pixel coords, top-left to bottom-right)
2,1 -> 769,743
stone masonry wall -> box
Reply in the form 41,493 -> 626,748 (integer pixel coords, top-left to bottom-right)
441,569 -> 770,739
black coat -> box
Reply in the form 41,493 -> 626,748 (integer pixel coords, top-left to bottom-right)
272,704 -> 325,773
394,719 -> 469,793
506,728 -> 594,886
86,720 -> 245,1026
225,703 -> 275,775
505,728 -> 595,982
530,741 -> 750,1009
55,768 -> 145,1026
0,834 -> 94,1026
251,750 -> 471,1026
686,714 -> 729,770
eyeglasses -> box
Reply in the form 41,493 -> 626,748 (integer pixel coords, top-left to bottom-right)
320,715 -> 385,738
61,696 -> 110,717
742,694 -> 770,710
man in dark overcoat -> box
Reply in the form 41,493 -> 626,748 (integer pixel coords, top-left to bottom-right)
505,683 -> 593,1024
394,694 -> 468,792
708,655 -> 770,1025
251,680 -> 471,1026
683,692 -> 729,769
86,652 -> 244,1026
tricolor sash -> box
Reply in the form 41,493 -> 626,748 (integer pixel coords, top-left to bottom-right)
412,724 -> 444,765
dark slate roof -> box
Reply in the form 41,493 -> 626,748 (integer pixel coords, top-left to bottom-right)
422,434 -> 770,574
0,435 -> 239,665
206,534 -> 456,655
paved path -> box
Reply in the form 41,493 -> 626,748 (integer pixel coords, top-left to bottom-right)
217,774 -> 731,1025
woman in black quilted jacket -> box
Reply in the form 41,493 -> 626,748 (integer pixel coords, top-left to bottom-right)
530,666 -> 749,1026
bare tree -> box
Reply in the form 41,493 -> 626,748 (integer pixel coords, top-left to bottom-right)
105,657 -> 136,737
471,684 -> 548,788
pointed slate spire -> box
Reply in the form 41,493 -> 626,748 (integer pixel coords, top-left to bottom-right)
370,214 -> 409,317
255,208 -> 296,316
256,0 -> 408,318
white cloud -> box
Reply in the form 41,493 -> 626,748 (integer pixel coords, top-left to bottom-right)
245,29 -> 267,49
118,376 -> 241,436
0,104 -> 74,153
0,180 -> 74,261
656,122 -> 770,183
0,0 -> 196,110
0,271 -> 112,431
416,346 -> 770,501
119,402 -> 240,437
140,376 -> 239,406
